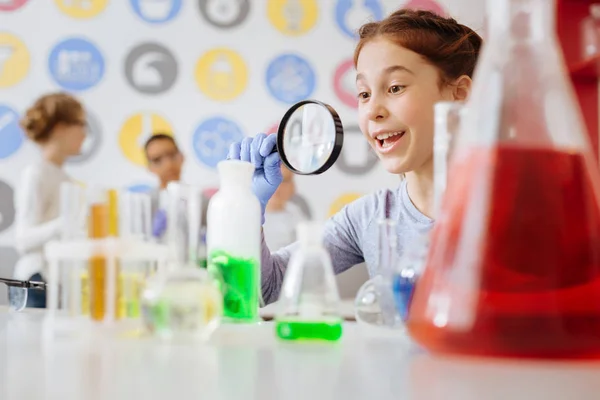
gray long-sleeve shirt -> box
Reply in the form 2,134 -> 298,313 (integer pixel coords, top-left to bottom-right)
260,179 -> 434,304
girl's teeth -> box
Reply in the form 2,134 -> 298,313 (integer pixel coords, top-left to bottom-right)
376,131 -> 402,140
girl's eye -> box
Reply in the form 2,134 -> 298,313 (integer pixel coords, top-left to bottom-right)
358,92 -> 370,100
389,85 -> 405,94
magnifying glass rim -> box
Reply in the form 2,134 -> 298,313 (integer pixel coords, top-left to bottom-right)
277,99 -> 344,176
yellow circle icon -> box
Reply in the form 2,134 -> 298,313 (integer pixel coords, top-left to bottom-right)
328,193 -> 363,217
267,0 -> 318,36
119,112 -> 173,167
0,33 -> 30,88
195,48 -> 248,101
54,0 -> 108,18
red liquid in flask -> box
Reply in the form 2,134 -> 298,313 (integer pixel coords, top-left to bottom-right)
407,145 -> 600,359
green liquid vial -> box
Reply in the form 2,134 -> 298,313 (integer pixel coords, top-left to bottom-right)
209,250 -> 260,323
276,320 -> 343,341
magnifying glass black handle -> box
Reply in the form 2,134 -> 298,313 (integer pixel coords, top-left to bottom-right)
0,277 -> 46,290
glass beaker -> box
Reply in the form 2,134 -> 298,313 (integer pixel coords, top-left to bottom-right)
275,221 -> 342,341
407,0 -> 600,359
141,183 -> 222,341
355,218 -> 403,329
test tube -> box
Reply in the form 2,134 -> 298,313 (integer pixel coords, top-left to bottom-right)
58,182 -> 87,315
166,182 -> 203,268
87,187 -> 112,322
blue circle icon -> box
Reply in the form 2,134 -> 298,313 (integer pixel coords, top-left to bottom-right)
0,105 -> 24,159
48,37 -> 105,91
335,0 -> 384,39
193,116 -> 244,169
266,54 -> 316,104
130,0 -> 182,24
127,183 -> 154,193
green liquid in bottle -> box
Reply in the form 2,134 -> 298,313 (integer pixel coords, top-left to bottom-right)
208,250 -> 260,323
276,320 -> 343,341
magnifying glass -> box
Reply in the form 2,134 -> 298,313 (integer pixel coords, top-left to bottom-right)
0,277 -> 46,312
273,100 -> 344,175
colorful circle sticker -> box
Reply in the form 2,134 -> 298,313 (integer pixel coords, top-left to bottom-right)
0,180 -> 15,233
67,112 -> 102,164
333,59 -> 357,109
335,125 -> 378,175
130,0 -> 182,24
266,54 -> 316,104
127,183 -> 154,193
335,0 -> 383,39
0,33 -> 30,88
54,0 -> 108,18
195,48 -> 248,101
403,0 -> 446,16
119,112 -> 174,167
48,37 -> 105,91
125,42 -> 178,95
0,0 -> 29,12
290,193 -> 312,219
193,116 -> 244,168
267,0 -> 318,36
328,192 -> 363,217
0,104 -> 24,159
198,0 -> 250,29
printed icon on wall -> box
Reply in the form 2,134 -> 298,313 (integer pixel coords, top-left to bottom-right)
0,0 -> 29,12
403,0 -> 446,16
328,192 -> 363,217
66,112 -> 102,164
0,180 -> 15,233
195,48 -> 248,101
267,0 -> 318,36
127,183 -> 154,193
266,54 -> 316,104
54,0 -> 108,19
0,33 -> 29,88
0,104 -> 24,159
125,43 -> 178,95
119,112 -> 174,167
333,58 -> 357,109
335,0 -> 383,39
48,37 -> 105,91
130,0 -> 182,24
289,193 -> 312,219
198,0 -> 250,29
335,124 -> 378,175
192,116 -> 244,168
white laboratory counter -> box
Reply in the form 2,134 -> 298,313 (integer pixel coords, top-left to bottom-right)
1,307 -> 599,400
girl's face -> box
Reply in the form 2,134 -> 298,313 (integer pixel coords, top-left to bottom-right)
356,38 -> 463,175
54,112 -> 87,157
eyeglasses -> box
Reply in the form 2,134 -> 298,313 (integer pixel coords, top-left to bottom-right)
0,277 -> 46,312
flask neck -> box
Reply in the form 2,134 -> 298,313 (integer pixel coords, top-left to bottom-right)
487,0 -> 555,43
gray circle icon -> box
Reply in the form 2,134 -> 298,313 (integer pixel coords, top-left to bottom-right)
67,112 -> 102,164
0,180 -> 15,233
125,43 -> 178,94
336,125 -> 378,175
290,193 -> 312,220
198,0 -> 250,29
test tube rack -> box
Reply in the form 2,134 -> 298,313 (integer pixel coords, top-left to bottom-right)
43,237 -> 169,340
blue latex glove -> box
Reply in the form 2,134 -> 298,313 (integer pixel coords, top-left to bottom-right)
152,208 -> 167,239
227,133 -> 282,225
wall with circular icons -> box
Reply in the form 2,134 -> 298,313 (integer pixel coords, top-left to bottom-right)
0,0 -> 481,268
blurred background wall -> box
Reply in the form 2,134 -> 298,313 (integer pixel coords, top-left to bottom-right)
0,0 -> 484,303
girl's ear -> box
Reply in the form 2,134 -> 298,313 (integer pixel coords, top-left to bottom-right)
452,75 -> 472,101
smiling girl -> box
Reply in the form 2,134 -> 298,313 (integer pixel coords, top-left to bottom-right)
228,9 -> 482,304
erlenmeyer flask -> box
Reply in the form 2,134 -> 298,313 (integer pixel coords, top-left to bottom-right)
275,221 -> 343,341
407,0 -> 600,359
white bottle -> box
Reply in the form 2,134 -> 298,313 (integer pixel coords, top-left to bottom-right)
207,160 -> 262,323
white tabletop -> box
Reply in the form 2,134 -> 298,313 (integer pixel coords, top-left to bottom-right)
1,308 -> 600,400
